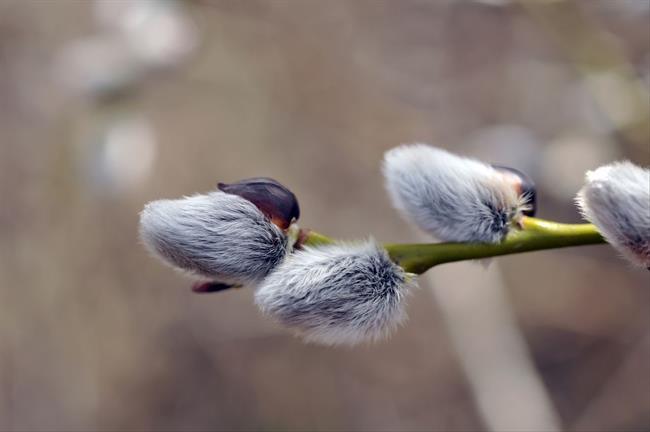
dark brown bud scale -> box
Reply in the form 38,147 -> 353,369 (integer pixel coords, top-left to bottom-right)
218,177 -> 300,230
192,281 -> 241,293
492,165 -> 537,217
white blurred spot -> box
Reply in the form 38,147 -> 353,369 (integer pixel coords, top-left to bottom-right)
111,0 -> 198,69
100,116 -> 157,192
540,132 -> 620,201
58,0 -> 198,99
56,35 -> 144,98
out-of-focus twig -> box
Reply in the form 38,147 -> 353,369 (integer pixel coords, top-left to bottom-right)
427,260 -> 562,432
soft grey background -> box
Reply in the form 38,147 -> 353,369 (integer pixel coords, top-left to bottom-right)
1,1 -> 648,431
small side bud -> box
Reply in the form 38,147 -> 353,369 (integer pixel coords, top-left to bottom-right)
191,281 -> 240,293
255,240 -> 415,346
139,191 -> 288,285
218,177 -> 300,230
492,165 -> 537,216
383,144 -> 531,243
576,161 -> 650,268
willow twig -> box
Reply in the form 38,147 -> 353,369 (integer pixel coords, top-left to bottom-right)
299,217 -> 605,274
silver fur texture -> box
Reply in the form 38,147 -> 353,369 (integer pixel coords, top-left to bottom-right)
576,161 -> 650,268
255,240 -> 414,346
139,191 -> 288,284
383,143 -> 527,243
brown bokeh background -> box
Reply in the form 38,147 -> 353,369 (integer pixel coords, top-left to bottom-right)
1,1 -> 648,431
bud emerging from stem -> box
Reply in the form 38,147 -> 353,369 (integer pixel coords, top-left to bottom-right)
383,144 -> 534,243
139,190 -> 288,285
255,240 -> 415,345
576,161 -> 650,268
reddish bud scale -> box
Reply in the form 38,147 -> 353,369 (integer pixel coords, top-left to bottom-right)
218,177 -> 300,230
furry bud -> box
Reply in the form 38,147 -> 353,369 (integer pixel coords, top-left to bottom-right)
383,144 -> 531,243
139,191 -> 288,285
255,241 -> 414,345
218,177 -> 300,230
576,161 -> 650,268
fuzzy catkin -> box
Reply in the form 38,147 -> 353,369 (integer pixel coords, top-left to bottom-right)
255,241 -> 413,345
383,144 -> 527,244
576,161 -> 650,268
139,191 -> 288,284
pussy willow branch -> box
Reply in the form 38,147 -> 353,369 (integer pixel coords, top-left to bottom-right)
299,217 -> 605,275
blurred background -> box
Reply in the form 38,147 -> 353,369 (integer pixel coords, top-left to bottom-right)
1,0 -> 648,431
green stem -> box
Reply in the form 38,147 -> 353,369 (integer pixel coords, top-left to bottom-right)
301,217 -> 605,275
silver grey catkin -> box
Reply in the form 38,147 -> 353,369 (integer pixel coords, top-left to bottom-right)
576,161 -> 650,268
139,191 -> 288,285
255,240 -> 414,346
383,143 -> 528,243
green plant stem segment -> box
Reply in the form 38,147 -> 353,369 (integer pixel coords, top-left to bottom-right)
300,217 -> 605,275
